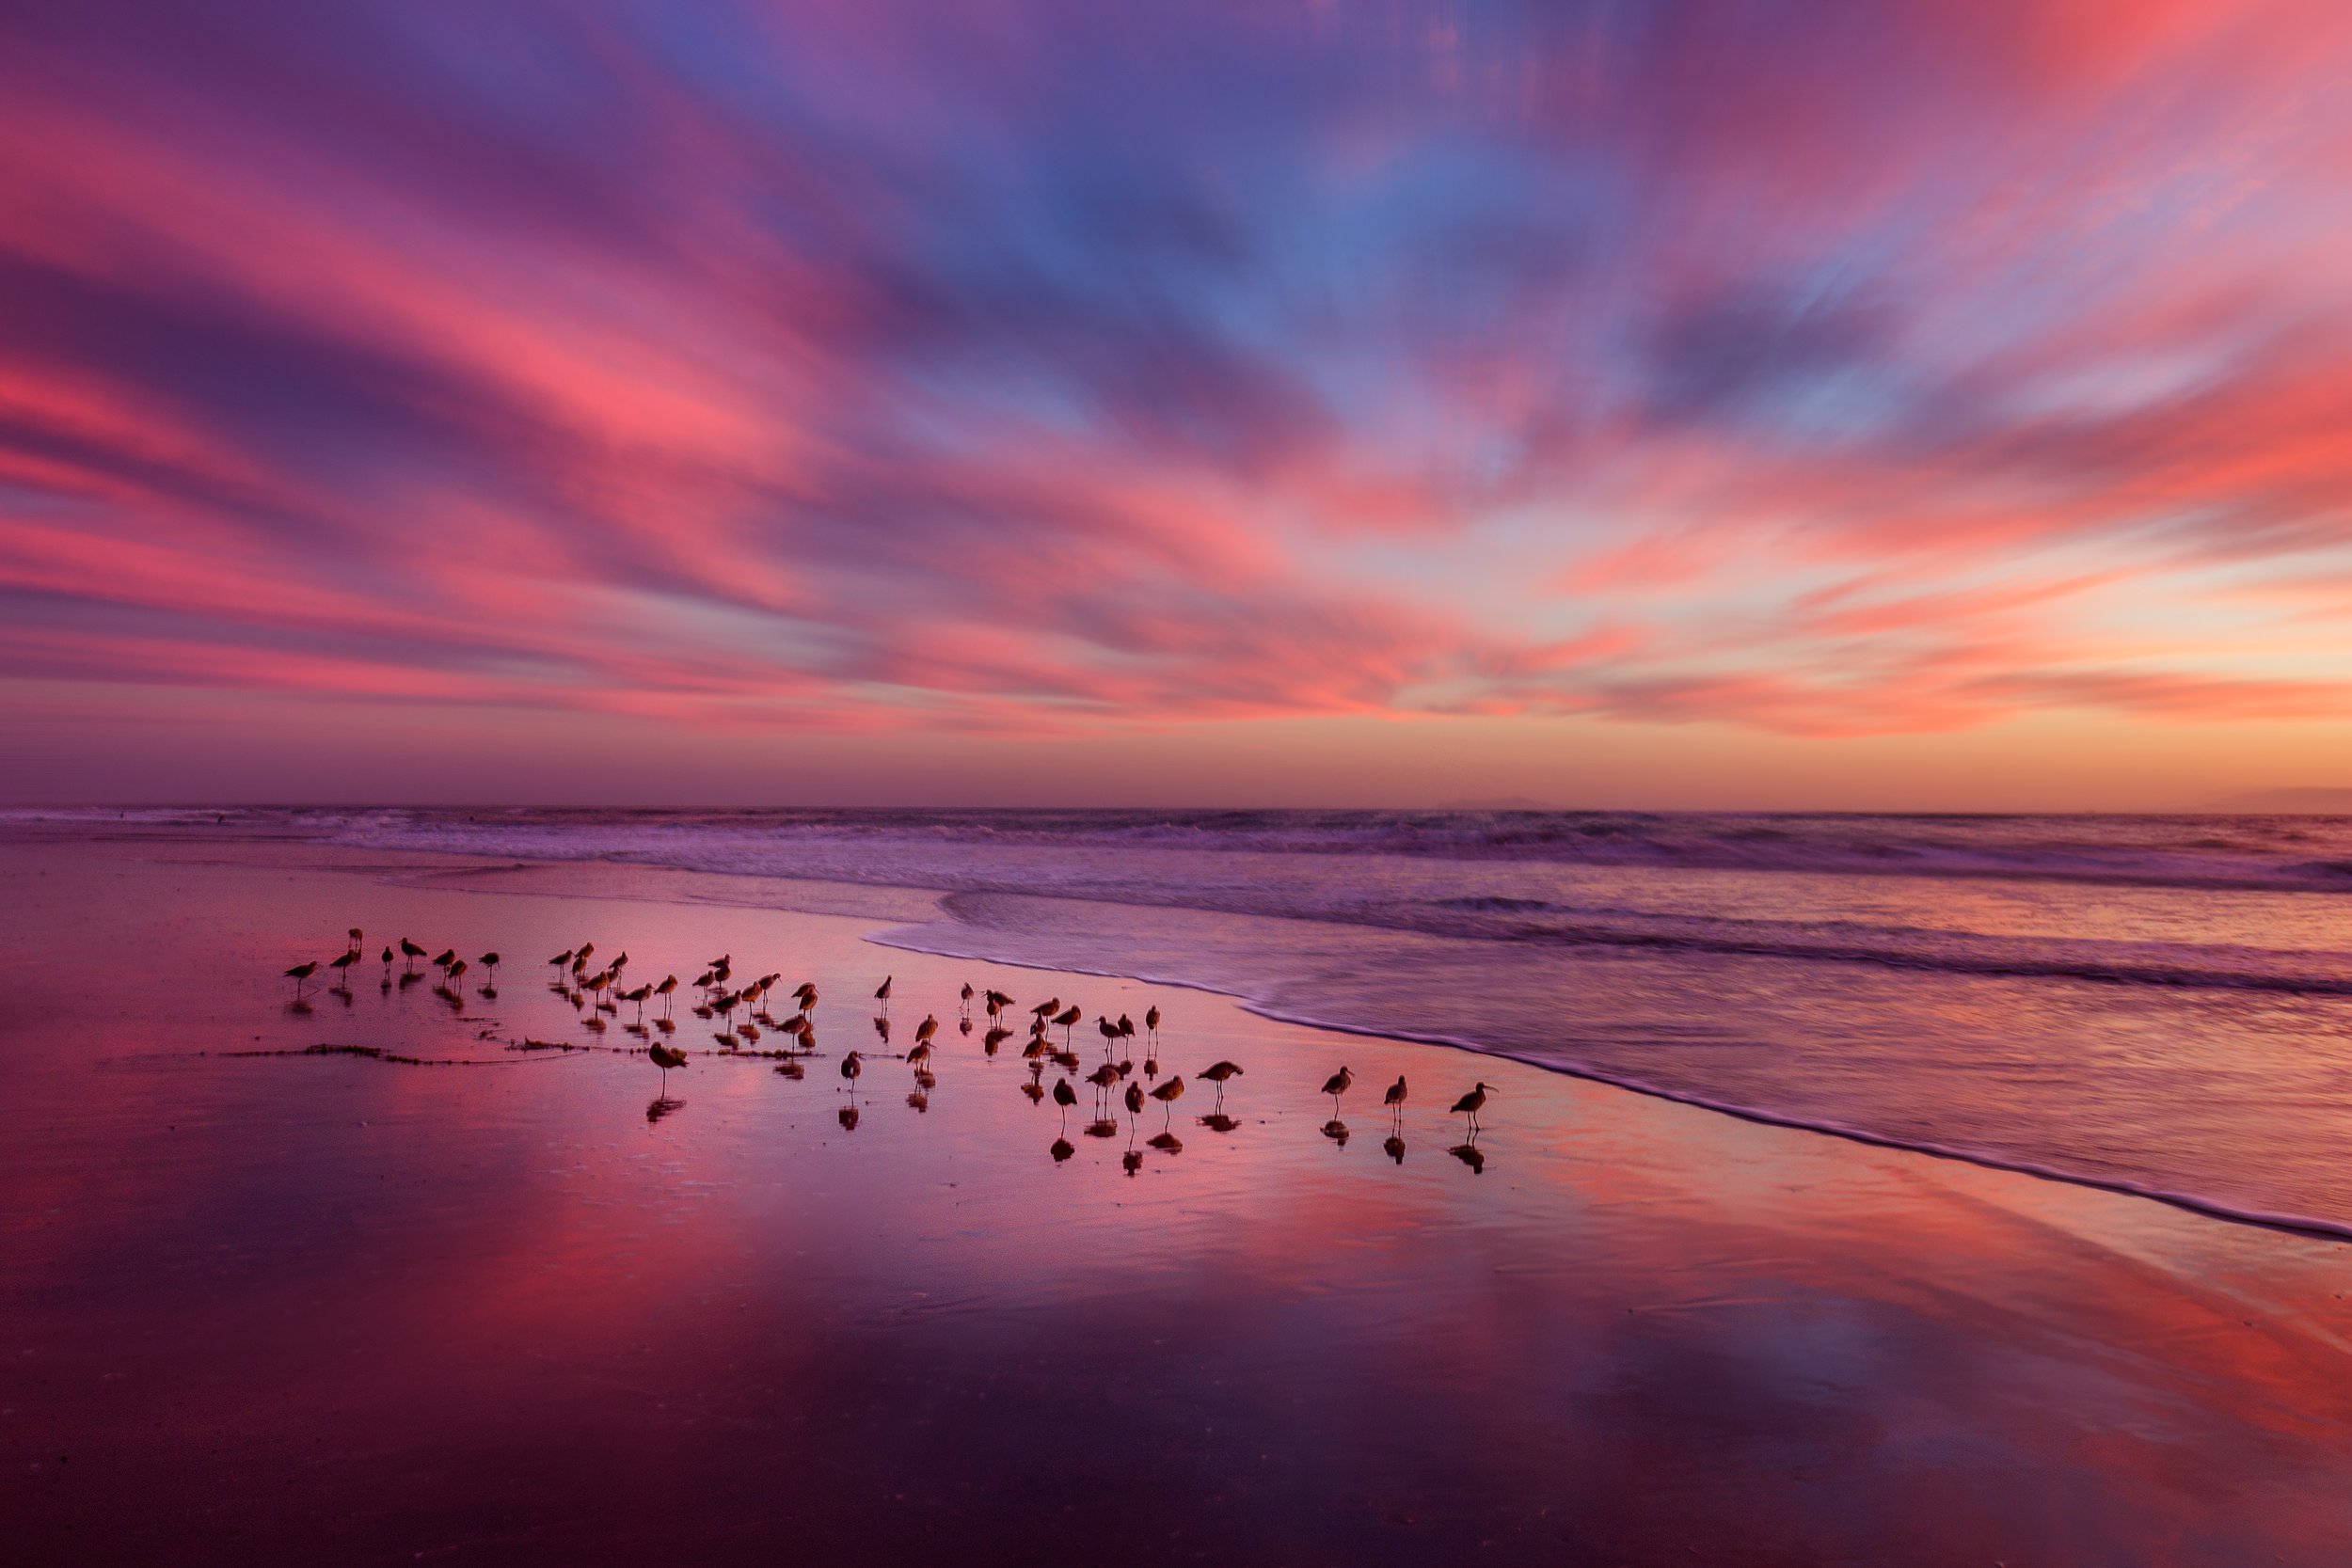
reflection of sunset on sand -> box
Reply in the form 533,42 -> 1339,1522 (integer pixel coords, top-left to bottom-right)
8,829 -> 2349,1563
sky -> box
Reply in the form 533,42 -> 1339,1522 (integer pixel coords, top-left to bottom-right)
6,0 -> 2352,810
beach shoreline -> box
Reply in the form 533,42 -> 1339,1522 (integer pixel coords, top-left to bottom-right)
7,830 -> 2352,1565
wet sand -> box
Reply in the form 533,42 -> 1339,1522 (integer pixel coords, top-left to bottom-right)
6,830 -> 2352,1566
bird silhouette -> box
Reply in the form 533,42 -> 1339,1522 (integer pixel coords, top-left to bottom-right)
648,1042 -> 688,1094
1321,1066 -> 1354,1119
1450,1082 -> 1493,1132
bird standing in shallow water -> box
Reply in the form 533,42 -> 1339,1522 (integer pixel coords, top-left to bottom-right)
1320,1066 -> 1353,1119
1052,1075 -> 1077,1130
1144,1006 -> 1161,1044
648,1042 -> 688,1093
839,1050 -> 863,1094
1200,1060 -> 1243,1104
873,975 -> 892,1012
284,960 -> 319,995
1450,1082 -> 1493,1132
1149,1075 -> 1184,1130
1384,1075 -> 1407,1126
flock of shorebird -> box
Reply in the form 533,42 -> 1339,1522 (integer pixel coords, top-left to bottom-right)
285,930 -> 1498,1159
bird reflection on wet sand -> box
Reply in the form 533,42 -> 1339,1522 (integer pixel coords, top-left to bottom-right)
646,1095 -> 683,1124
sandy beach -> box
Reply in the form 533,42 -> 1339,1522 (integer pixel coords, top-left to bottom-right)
6,827 -> 2352,1566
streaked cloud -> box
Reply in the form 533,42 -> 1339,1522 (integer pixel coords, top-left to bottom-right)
6,0 -> 2352,785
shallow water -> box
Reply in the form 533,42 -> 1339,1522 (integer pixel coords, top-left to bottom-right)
23,805 -> 2352,1233
6,834 -> 2352,1565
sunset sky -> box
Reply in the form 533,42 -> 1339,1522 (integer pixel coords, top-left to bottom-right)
7,1 -> 2352,809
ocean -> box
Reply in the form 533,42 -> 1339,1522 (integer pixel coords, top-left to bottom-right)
23,804 -> 2352,1236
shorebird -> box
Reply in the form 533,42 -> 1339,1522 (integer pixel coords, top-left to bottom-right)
379,945 -> 394,976
1450,1082 -> 1492,1132
284,959 -> 320,995
960,983 -> 975,1014
400,938 -> 426,971
478,952 -> 500,984
346,927 -> 363,949
905,1040 -> 932,1069
1097,1016 -> 1120,1049
839,1050 -> 863,1091
447,958 -> 469,985
873,975 -> 892,1010
1200,1060 -> 1243,1105
1054,1004 -> 1081,1043
655,975 -> 678,1015
432,948 -> 456,973
328,949 -> 360,982
1030,998 -> 1060,1022
1052,1075 -> 1077,1129
576,942 -> 596,964
1144,1005 -> 1161,1044
548,949 -> 574,972
1320,1066 -> 1354,1119
648,1042 -> 688,1092
1149,1075 -> 1185,1129
621,984 -> 652,1022
1123,1079 -> 1145,1128
983,1026 -> 1009,1054
1385,1075 -> 1408,1124
914,1015 -> 939,1047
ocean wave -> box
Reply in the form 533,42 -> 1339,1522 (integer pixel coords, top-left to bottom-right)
22,804 -> 2352,895
868,916 -> 2352,1243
